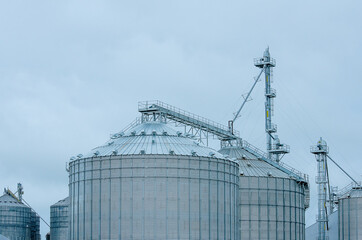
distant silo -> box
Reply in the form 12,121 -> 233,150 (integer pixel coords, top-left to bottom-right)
69,120 -> 239,240
0,188 -> 41,240
50,197 -> 69,240
219,145 -> 309,240
0,191 -> 32,239
338,185 -> 362,239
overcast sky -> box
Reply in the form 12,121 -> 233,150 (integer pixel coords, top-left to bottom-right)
1,0 -> 361,237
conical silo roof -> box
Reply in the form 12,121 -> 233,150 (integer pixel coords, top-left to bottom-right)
51,197 -> 69,207
80,120 -> 224,159
0,192 -> 27,208
218,146 -> 291,178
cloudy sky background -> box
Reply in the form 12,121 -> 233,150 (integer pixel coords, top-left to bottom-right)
1,0 -> 361,237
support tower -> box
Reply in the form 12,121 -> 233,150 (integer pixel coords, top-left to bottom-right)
311,138 -> 329,240
254,48 -> 289,161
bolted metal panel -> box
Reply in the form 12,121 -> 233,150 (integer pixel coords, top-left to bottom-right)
69,154 -> 239,240
239,176 -> 305,240
219,146 -> 307,240
0,193 -> 32,240
338,188 -> 362,240
50,197 -> 69,240
30,211 -> 41,240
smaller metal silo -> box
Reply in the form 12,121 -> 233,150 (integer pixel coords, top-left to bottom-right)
338,183 -> 362,239
50,197 -> 69,240
0,190 -> 32,239
219,141 -> 309,240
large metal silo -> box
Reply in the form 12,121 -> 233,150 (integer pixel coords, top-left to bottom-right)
219,145 -> 309,240
338,185 -> 362,239
50,197 -> 69,240
69,120 -> 239,240
0,191 -> 32,240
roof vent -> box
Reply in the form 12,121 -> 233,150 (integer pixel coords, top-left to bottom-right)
162,131 -> 168,136
209,152 -> 215,157
176,131 -> 182,137
93,151 -> 99,156
139,149 -> 146,154
77,154 -> 83,159
240,171 -> 244,176
246,162 -> 252,167
112,150 -> 118,155
191,150 -> 197,156
110,134 -> 118,139
267,171 -> 273,177
140,130 -> 146,136
152,130 -> 157,136
131,131 -> 136,136
169,150 -> 175,155
241,154 -> 247,160
108,141 -> 114,146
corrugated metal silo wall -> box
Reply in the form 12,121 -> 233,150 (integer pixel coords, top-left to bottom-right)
69,154 -> 239,240
239,176 -> 306,240
30,211 -> 41,240
50,201 -> 69,240
338,196 -> 362,239
0,205 -> 32,239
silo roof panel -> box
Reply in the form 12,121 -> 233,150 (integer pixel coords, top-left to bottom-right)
51,196 -> 69,207
0,193 -> 26,207
219,146 -> 294,178
81,121 -> 225,159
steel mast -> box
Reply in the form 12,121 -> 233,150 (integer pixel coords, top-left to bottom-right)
311,138 -> 329,240
254,47 -> 289,161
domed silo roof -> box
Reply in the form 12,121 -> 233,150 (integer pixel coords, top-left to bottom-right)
81,121 -> 224,158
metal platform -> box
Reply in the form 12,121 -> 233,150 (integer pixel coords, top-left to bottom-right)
138,100 -> 239,141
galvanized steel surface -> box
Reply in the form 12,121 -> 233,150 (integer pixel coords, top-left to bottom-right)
305,211 -> 338,240
338,188 -> 362,239
82,122 -> 224,158
69,154 -> 239,240
239,176 -> 305,240
219,147 -> 307,240
0,234 -> 9,240
0,193 -> 32,240
50,197 -> 69,240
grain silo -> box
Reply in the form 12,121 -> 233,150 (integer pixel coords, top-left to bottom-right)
50,197 -> 69,240
0,188 -> 41,240
68,119 -> 239,240
219,142 -> 309,240
338,184 -> 362,239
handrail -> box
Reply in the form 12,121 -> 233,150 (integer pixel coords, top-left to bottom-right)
138,100 -> 240,138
